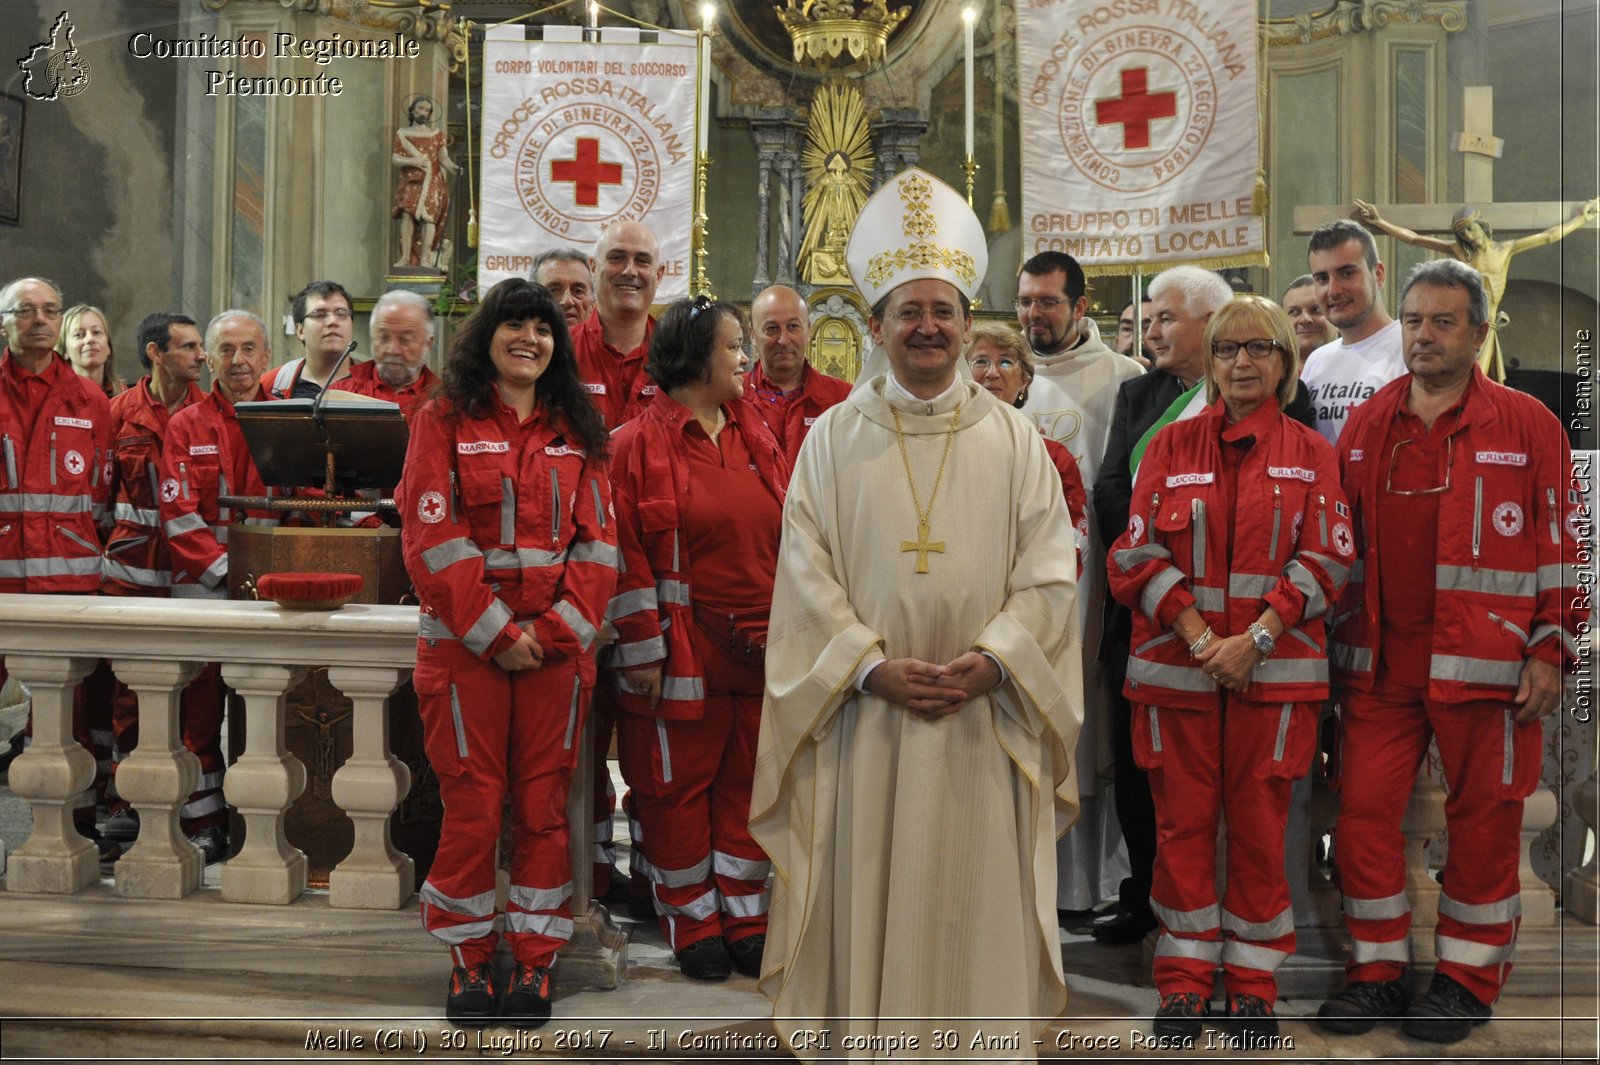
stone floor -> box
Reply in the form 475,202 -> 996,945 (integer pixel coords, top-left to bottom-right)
1,776 -> 1596,1063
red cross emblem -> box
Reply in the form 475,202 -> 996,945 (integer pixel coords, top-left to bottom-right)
550,137 -> 624,207
417,490 -> 447,525
1095,67 -> 1177,150
1492,502 -> 1523,537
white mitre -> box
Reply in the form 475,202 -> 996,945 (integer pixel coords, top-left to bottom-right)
845,167 -> 990,390
845,166 -> 989,308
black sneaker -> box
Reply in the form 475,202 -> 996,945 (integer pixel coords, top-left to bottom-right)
188,826 -> 229,865
444,963 -> 496,1027
675,936 -> 732,981
1317,975 -> 1411,1034
1153,992 -> 1210,1039
103,808 -> 140,844
728,933 -> 765,977
501,963 -> 554,1028
1400,972 -> 1491,1044
1226,993 -> 1279,1039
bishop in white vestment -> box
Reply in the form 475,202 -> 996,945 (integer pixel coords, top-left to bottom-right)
752,168 -> 1084,1062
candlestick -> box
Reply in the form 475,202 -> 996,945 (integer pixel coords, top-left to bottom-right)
698,4 -> 715,155
962,6 -> 976,159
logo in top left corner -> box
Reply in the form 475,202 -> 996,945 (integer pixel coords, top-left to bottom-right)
18,12 -> 92,101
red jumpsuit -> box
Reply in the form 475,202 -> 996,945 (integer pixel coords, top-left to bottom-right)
1331,369 -> 1581,1006
1107,397 -> 1353,1005
399,394 -> 618,969
146,384 -> 279,831
571,309 -> 656,893
341,360 -> 440,421
741,361 -> 851,470
100,377 -> 226,825
1,349 -> 114,816
607,393 -> 788,951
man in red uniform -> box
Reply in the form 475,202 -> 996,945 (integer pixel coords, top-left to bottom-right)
532,248 -> 596,332
100,310 -> 223,855
262,280 -> 356,400
742,285 -> 850,468
570,221 -> 665,905
572,220 -> 665,428
0,276 -> 113,838
148,310 -> 278,862
1318,259 -> 1580,1044
342,290 -> 439,419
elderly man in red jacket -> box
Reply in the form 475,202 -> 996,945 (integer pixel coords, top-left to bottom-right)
742,285 -> 850,469
1318,259 -> 1581,1045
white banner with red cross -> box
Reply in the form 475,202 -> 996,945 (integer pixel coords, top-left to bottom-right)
479,24 -> 695,298
1016,0 -> 1265,274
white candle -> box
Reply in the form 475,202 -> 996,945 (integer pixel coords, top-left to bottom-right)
962,6 -> 976,158
588,1 -> 598,32
698,4 -> 715,155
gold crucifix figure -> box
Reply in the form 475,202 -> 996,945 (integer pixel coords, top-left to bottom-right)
900,518 -> 945,574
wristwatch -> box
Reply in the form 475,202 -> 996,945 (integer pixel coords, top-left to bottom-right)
1247,621 -> 1276,658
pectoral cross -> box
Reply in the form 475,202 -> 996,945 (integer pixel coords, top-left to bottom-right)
900,518 -> 944,574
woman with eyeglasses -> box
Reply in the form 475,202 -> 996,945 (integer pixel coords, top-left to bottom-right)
966,323 -> 1088,576
58,304 -> 128,398
398,278 -> 617,1028
1107,295 -> 1355,1040
605,295 -> 789,982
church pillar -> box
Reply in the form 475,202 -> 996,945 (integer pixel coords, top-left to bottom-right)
3,655 -> 98,895
750,108 -> 802,291
220,662 -> 310,905
871,108 -> 928,187
1566,736 -> 1600,924
324,665 -> 415,910
108,659 -> 206,900
558,708 -> 629,990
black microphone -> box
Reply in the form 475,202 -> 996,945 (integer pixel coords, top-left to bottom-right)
311,340 -> 359,425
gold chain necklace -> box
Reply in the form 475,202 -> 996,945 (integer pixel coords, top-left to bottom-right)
890,401 -> 963,574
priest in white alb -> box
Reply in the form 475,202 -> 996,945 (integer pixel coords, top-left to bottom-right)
751,167 -> 1084,1061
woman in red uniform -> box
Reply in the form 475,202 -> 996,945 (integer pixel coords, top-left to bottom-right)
606,295 -> 789,981
1106,296 -> 1355,1040
399,278 -> 617,1028
966,323 -> 1089,575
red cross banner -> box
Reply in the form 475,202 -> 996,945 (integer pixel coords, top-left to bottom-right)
1016,0 -> 1266,274
479,24 -> 696,297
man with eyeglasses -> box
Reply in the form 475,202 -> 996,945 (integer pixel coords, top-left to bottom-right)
743,284 -> 850,468
1318,259 -> 1581,1045
1302,219 -> 1405,446
755,169 -> 1080,1054
1016,250 -> 1143,927
263,280 -> 358,400
0,276 -> 115,845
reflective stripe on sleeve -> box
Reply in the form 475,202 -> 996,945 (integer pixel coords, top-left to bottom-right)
422,537 -> 483,574
1112,543 -> 1169,570
162,511 -> 207,538
553,599 -> 597,651
461,599 -> 515,656
1139,566 -> 1185,620
606,586 -> 657,620
101,558 -> 171,588
1283,560 -> 1328,619
612,634 -> 667,667
117,503 -> 161,527
656,578 -> 690,607
567,539 -> 620,568
483,546 -> 565,570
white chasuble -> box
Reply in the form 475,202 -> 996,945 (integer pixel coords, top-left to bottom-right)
752,376 -> 1083,1062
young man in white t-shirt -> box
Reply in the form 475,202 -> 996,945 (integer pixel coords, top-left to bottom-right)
1301,220 -> 1406,446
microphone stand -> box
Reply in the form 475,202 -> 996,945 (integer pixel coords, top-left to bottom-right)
312,341 -> 358,493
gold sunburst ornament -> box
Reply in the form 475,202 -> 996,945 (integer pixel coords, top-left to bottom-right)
797,80 -> 876,285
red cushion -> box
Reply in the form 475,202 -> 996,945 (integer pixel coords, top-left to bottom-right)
256,572 -> 363,603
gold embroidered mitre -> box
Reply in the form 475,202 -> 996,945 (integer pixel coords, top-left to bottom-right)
845,167 -> 988,308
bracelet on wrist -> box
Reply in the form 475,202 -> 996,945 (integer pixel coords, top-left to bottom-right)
1188,628 -> 1216,658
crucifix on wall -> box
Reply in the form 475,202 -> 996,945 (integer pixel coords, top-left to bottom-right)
1294,86 -> 1598,381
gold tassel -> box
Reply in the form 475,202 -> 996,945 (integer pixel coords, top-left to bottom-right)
989,191 -> 1011,233
1252,172 -> 1269,216
467,206 -> 478,250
